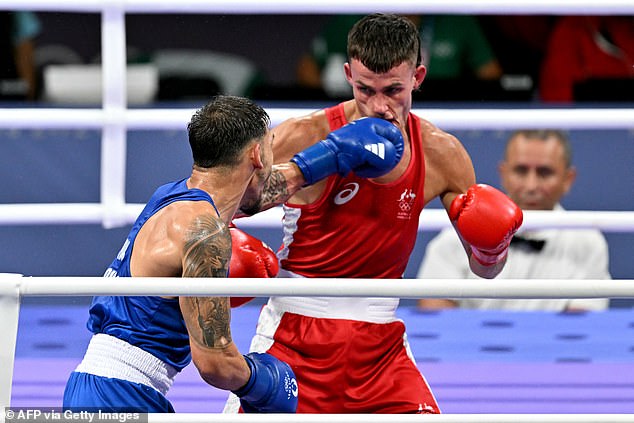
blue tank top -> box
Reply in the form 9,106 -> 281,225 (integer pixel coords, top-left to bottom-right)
88,178 -> 218,371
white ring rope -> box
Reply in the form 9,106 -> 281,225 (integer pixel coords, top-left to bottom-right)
3,276 -> 633,299
1,107 -> 634,130
2,0 -> 634,14
0,205 -> 632,233
143,414 -> 634,423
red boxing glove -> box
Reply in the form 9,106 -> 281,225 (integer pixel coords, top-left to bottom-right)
228,224 -> 279,307
449,184 -> 523,266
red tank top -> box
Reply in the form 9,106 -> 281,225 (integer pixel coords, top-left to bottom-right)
278,103 -> 426,278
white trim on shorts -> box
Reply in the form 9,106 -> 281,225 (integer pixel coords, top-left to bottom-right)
275,269 -> 400,323
74,333 -> 178,395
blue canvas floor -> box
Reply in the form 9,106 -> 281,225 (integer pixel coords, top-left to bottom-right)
11,301 -> 634,413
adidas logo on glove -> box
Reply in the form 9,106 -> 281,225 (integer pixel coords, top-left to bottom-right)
364,143 -> 385,159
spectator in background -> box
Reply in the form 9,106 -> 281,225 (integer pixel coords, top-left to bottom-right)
418,130 -> 611,312
539,16 -> 634,103
296,14 -> 502,99
0,11 -> 41,100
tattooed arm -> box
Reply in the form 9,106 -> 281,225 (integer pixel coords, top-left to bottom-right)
236,114 -> 330,217
237,162 -> 306,217
178,215 -> 250,391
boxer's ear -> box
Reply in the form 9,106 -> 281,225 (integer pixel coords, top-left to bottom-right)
414,65 -> 426,90
250,143 -> 264,170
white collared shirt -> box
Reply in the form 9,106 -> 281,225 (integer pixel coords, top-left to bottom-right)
417,206 -> 611,311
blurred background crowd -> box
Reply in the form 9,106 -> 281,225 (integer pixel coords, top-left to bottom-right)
1,12 -> 633,105
1,11 -> 633,305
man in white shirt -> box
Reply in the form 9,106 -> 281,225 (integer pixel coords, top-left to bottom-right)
417,129 -> 610,311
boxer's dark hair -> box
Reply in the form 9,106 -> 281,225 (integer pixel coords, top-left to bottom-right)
347,13 -> 422,74
188,95 -> 270,168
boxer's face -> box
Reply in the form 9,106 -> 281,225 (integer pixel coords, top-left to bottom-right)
345,58 -> 425,131
499,135 -> 576,211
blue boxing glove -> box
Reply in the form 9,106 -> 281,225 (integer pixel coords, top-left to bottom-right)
231,352 -> 298,413
291,117 -> 404,186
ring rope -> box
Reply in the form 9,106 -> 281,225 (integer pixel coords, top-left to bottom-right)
1,108 -> 633,130
3,0 -> 634,14
144,414 -> 634,423
0,205 -> 632,232
3,276 -> 633,299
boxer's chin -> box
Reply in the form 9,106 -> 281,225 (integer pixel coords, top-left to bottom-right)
239,198 -> 262,217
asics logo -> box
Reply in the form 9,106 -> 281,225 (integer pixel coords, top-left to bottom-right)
364,143 -> 385,159
334,182 -> 359,205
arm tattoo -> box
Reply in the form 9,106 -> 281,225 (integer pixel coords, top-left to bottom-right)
182,214 -> 230,278
261,169 -> 290,207
182,296 -> 232,348
240,169 -> 289,216
181,215 -> 232,348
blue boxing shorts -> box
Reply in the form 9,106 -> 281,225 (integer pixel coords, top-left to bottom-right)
63,372 -> 174,413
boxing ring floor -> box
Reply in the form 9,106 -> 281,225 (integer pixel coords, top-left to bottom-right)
11,299 -> 634,414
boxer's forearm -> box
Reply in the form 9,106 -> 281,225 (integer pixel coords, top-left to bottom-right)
266,162 -> 306,205
236,163 -> 305,218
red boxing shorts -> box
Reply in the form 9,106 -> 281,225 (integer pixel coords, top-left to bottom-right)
226,296 -> 440,414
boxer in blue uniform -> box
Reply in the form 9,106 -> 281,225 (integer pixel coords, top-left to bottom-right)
62,95 -> 405,413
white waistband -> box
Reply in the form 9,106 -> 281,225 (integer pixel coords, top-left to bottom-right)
275,269 -> 400,323
269,296 -> 400,323
74,333 -> 178,395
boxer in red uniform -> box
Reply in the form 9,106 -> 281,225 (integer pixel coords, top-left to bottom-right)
224,14 -> 522,414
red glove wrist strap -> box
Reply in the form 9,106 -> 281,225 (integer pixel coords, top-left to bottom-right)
471,246 -> 508,266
